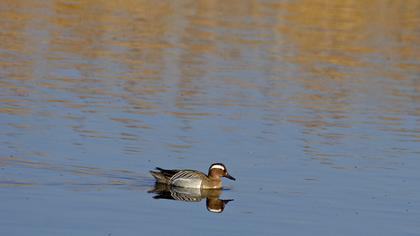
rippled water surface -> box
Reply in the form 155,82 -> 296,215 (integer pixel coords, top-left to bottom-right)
1,0 -> 419,235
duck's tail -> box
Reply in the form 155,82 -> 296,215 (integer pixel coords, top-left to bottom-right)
150,169 -> 170,184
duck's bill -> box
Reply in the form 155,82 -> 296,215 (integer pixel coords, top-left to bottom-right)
225,174 -> 236,181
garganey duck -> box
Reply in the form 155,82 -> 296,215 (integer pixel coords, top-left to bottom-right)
150,163 -> 235,189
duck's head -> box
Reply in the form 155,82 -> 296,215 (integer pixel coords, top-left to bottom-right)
208,163 -> 236,181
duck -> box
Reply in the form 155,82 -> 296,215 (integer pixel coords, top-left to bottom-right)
150,163 -> 235,189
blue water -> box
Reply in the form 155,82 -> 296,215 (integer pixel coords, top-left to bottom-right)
1,0 -> 419,235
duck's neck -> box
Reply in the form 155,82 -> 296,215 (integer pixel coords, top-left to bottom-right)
205,178 -> 222,189
208,168 -> 225,180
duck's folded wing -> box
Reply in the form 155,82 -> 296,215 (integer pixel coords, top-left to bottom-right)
170,170 -> 206,181
155,167 -> 179,178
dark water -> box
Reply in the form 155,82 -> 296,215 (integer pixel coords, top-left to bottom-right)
1,0 -> 419,235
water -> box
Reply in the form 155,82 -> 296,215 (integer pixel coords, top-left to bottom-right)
1,0 -> 419,235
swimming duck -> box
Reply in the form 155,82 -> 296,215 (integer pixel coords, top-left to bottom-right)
150,163 -> 235,189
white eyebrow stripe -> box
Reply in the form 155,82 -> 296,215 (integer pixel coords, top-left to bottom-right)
210,164 -> 225,170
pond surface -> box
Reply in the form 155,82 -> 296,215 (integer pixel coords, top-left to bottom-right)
0,0 -> 419,235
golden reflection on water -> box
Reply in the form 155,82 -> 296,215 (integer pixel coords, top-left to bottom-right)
0,0 -> 419,161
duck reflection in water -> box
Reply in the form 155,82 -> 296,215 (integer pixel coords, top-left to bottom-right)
149,183 -> 233,213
